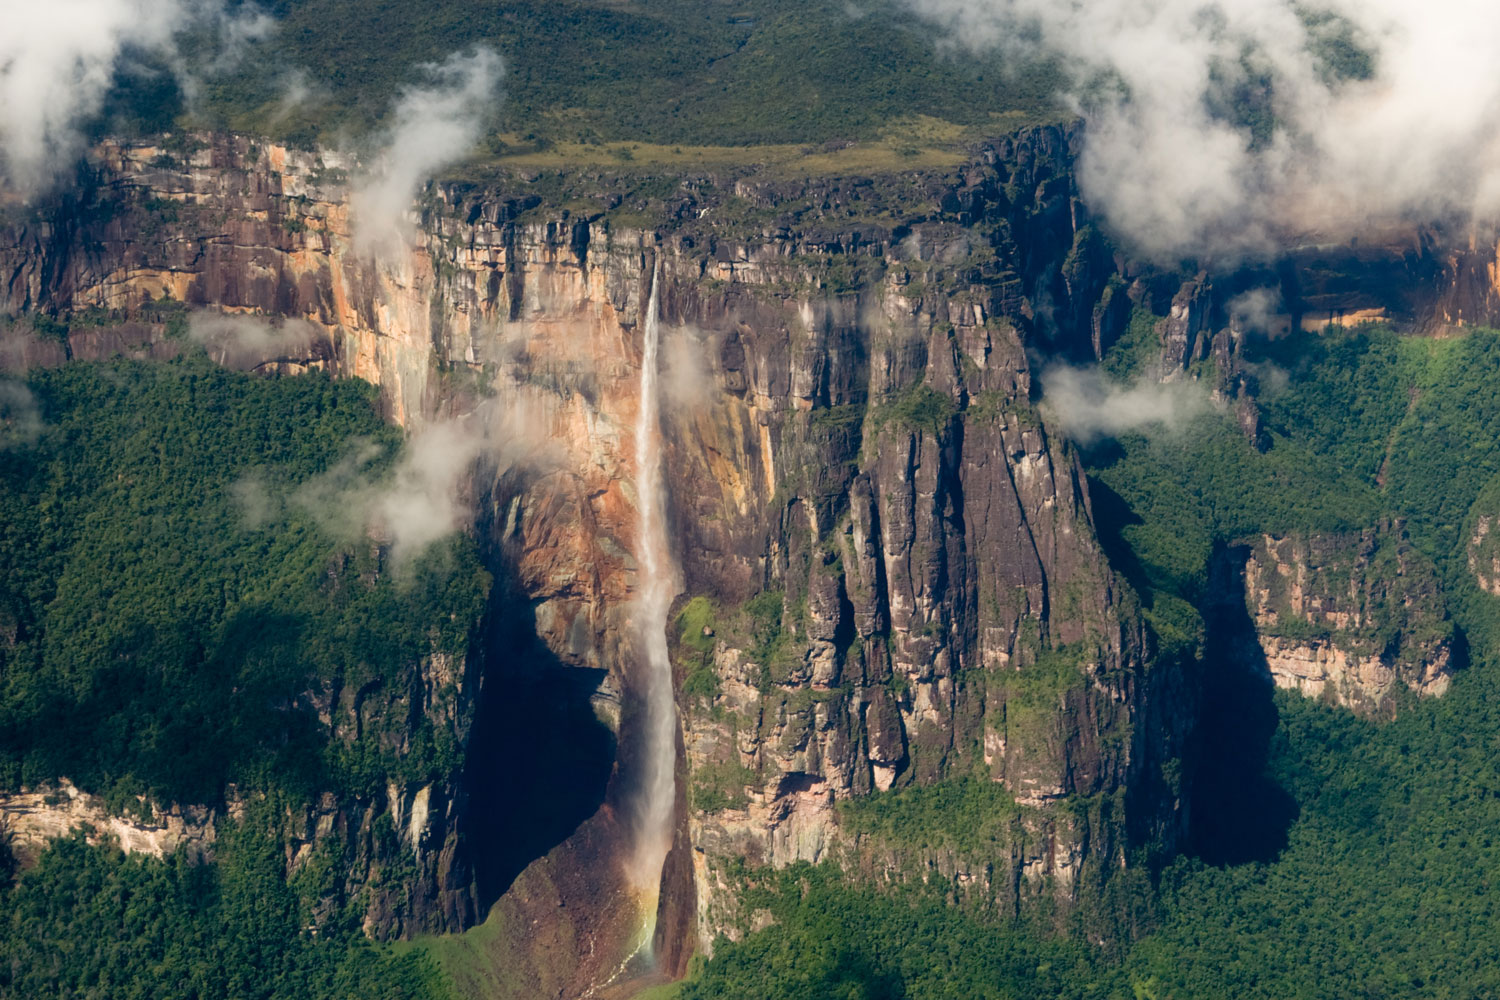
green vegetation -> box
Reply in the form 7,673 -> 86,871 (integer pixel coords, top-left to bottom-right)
677,596 -> 719,656
868,383 -> 960,437
838,775 -> 1021,854
679,864 -> 1127,1000
1099,305 -> 1162,381
691,760 -> 758,815
0,359 -> 488,807
677,597 -> 722,705
0,823 -> 442,1000
113,1 -> 1065,155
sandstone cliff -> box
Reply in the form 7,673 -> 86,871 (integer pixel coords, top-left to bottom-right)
1217,523 -> 1454,716
3,124 -> 1489,991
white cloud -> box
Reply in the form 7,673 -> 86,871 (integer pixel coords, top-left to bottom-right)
189,311 -> 324,369
0,0 -> 271,198
1040,364 -> 1214,440
1,0 -> 186,194
903,0 -> 1500,259
351,48 -> 502,258
291,394 -> 553,566
0,379 -> 42,448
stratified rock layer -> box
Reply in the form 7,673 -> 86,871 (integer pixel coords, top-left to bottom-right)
1231,523 -> 1454,714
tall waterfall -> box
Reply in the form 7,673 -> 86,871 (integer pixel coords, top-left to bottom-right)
626,257 -> 677,952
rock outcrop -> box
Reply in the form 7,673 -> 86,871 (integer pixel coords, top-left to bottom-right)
1222,523 -> 1455,715
0,779 -> 220,864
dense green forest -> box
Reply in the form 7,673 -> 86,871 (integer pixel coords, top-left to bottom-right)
108,0 -> 1062,150
0,359 -> 488,807
0,359 -> 487,999
1,824 -> 444,999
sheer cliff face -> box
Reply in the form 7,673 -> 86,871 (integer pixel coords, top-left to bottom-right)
0,129 -> 1190,965
1214,525 -> 1455,716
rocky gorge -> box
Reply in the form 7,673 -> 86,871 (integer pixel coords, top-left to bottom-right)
0,124 -> 1491,996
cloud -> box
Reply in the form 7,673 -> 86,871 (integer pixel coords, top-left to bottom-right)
351,48 -> 502,258
189,311 -> 324,369
291,394 -> 553,566
901,0 -> 1500,259
1040,364 -> 1213,441
1,0 -> 183,194
660,325 -> 714,412
1227,287 -> 1287,336
0,379 -> 42,448
229,476 -> 279,529
0,0 -> 271,198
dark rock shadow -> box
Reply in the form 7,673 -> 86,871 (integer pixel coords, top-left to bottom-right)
1084,474 -> 1152,599
465,598 -> 616,912
1188,543 -> 1299,866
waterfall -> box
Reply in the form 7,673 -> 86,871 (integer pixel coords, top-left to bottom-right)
626,257 -> 677,953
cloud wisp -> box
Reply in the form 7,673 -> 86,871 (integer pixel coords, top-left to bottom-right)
903,0 -> 1500,259
0,0 -> 271,198
0,379 -> 42,449
1040,364 -> 1214,441
286,394 -> 553,567
189,311 -> 325,370
350,48 -> 502,259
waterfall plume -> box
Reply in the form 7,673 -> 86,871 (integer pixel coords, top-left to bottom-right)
625,256 -> 678,958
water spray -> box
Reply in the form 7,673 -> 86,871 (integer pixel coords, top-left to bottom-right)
624,255 -> 678,963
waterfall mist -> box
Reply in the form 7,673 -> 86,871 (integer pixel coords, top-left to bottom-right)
625,258 -> 679,956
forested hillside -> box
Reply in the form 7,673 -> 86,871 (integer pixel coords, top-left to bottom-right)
0,359 -> 487,999
110,0 -> 1062,151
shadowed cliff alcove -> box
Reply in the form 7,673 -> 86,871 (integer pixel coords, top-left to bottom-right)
1085,474 -> 1297,866
1189,544 -> 1299,865
465,604 -> 616,911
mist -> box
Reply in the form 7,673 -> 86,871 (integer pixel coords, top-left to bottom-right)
1,0 -> 180,194
902,0 -> 1500,259
350,48 -> 501,258
189,311 -> 324,369
290,393 -> 553,566
0,379 -> 42,449
1040,364 -> 1213,441
0,0 -> 269,198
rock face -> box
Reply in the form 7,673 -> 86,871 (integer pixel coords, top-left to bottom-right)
0,779 -> 220,864
1469,515 -> 1500,596
5,125 -> 1484,986
1225,523 -> 1455,714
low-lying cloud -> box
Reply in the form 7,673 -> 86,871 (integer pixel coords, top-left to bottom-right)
351,48 -> 501,258
0,379 -> 42,448
285,394 -> 553,566
189,311 -> 324,369
1040,364 -> 1213,441
2,0 -> 183,194
0,0 -> 268,198
903,0 -> 1500,259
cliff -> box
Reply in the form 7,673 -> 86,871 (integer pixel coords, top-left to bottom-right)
1,125 -> 1489,992
1215,524 -> 1455,716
